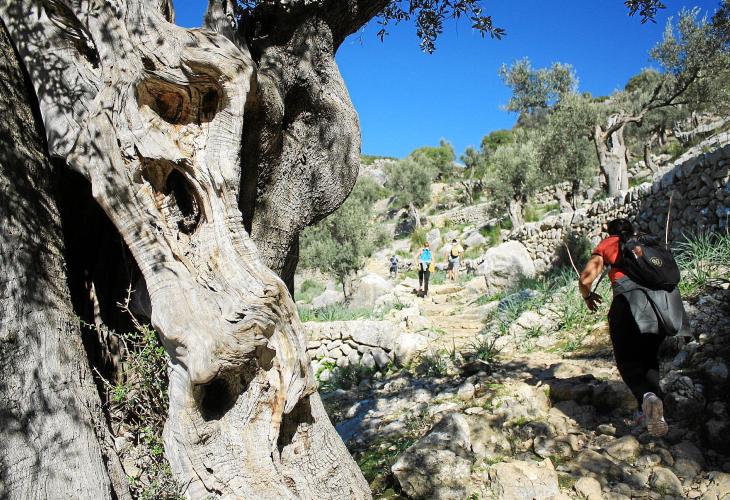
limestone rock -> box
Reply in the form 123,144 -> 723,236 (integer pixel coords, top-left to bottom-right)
392,413 -> 473,499
394,332 -> 429,366
671,440 -> 705,479
487,459 -> 561,500
466,414 -> 512,461
604,435 -> 641,462
350,273 -> 394,308
406,314 -> 432,332
464,232 -> 486,248
476,241 -> 536,293
701,471 -> 730,500
650,467 -> 684,497
574,476 -> 603,500
457,382 -> 476,401
592,381 -> 637,413
573,449 -> 623,479
310,289 -> 344,308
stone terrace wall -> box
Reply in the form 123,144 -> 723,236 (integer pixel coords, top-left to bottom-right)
510,141 -> 730,270
429,202 -> 496,228
305,320 -> 397,371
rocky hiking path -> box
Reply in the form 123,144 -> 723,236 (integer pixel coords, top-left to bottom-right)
319,267 -> 730,499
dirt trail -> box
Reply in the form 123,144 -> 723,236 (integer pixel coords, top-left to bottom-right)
328,267 -> 730,499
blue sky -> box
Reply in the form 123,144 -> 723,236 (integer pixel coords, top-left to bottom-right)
173,1 -> 721,159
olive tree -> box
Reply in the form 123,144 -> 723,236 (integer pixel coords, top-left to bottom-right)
485,131 -> 541,228
0,0 -> 674,497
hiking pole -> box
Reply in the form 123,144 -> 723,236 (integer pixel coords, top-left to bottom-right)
564,243 -> 580,277
665,191 -> 674,245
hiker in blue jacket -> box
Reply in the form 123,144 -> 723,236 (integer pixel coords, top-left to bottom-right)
416,242 -> 433,297
579,218 -> 689,437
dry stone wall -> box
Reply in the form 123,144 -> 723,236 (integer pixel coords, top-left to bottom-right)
305,320 -> 397,372
429,202 -> 497,228
510,141 -> 730,270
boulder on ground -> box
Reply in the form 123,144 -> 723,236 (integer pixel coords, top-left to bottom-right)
487,459 -> 561,500
574,476 -> 602,500
392,413 -> 473,499
393,332 -> 429,366
477,241 -> 535,293
604,435 -> 641,462
466,414 -> 512,460
650,467 -> 683,497
464,231 -> 486,248
350,273 -> 393,308
310,289 -> 344,309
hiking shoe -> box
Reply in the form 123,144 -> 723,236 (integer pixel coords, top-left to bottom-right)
642,393 -> 668,437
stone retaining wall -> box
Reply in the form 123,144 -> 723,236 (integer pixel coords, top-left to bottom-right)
429,202 -> 496,228
510,142 -> 730,269
305,320 -> 397,372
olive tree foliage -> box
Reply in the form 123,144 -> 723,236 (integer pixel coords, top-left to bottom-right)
537,93 -> 599,211
458,129 -> 513,204
501,7 -> 730,198
498,61 -> 595,210
409,139 -> 457,180
300,177 -> 387,297
385,157 -> 435,228
484,131 -> 541,228
591,7 -> 730,195
499,58 -> 578,115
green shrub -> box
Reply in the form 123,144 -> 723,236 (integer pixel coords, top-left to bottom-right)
417,352 -> 449,377
294,279 -> 326,304
556,232 -> 593,271
468,334 -> 501,363
298,304 -> 377,322
410,227 -> 428,251
320,363 -> 375,391
675,230 -> 730,297
430,271 -> 446,285
89,321 -> 184,499
479,224 -> 503,247
665,139 -> 684,160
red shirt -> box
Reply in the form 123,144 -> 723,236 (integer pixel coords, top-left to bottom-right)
592,236 -> 626,284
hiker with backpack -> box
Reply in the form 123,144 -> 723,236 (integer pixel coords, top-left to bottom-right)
416,242 -> 434,297
579,218 -> 689,438
389,255 -> 399,279
447,239 -> 464,281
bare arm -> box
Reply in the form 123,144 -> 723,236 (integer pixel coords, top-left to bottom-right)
579,255 -> 604,312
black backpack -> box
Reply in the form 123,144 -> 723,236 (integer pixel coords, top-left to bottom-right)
618,234 -> 680,291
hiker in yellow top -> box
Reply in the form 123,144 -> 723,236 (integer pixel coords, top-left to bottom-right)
447,238 -> 464,281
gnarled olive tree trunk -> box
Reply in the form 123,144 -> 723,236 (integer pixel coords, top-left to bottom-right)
0,20 -> 129,499
593,115 -> 630,197
0,0 -> 378,497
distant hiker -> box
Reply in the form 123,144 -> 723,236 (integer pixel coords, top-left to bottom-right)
389,255 -> 399,278
416,242 -> 434,297
447,239 -> 464,281
579,218 -> 689,438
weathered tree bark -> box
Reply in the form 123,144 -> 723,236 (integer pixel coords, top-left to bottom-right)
644,141 -> 659,173
409,201 -> 422,229
593,115 -> 630,196
508,196 -> 526,228
0,20 -> 130,499
205,0 -> 389,291
554,185 -> 574,213
0,1 -> 370,498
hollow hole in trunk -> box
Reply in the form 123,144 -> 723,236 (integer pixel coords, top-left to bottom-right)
199,378 -> 235,421
165,169 -> 200,234
277,396 -> 314,454
137,75 -> 222,125
141,160 -> 202,235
